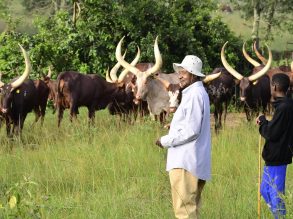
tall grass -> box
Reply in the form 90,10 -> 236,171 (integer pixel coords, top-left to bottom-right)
0,109 -> 292,218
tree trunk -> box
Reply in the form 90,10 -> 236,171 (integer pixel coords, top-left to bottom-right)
251,0 -> 261,41
264,0 -> 276,41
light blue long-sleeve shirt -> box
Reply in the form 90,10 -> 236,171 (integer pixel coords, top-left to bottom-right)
160,81 -> 211,180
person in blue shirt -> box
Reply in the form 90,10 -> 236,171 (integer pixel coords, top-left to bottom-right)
256,73 -> 293,219
156,55 -> 211,219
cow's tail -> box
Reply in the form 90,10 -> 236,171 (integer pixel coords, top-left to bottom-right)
56,77 -> 67,111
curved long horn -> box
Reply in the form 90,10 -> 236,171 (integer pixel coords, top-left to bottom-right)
248,44 -> 272,81
253,41 -> 267,65
242,42 -> 261,67
221,41 -> 243,80
156,76 -> 170,89
145,36 -> 163,77
203,72 -> 221,83
110,50 -> 127,82
118,46 -> 140,83
11,44 -> 31,89
291,61 -> 293,73
47,66 -> 52,78
105,67 -> 114,83
115,36 -> 141,76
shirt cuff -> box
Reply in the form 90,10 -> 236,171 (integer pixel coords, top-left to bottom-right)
160,135 -> 172,148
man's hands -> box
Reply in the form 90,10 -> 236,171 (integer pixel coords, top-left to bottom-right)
256,114 -> 265,126
155,138 -> 164,148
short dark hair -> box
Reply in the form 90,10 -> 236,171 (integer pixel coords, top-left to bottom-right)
272,73 -> 290,92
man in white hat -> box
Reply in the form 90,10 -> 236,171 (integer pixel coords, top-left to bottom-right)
156,55 -> 211,219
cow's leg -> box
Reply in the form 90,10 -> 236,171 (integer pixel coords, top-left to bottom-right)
39,100 -> 47,126
214,105 -> 219,132
5,117 -> 12,137
159,111 -> 167,124
69,106 -> 78,123
35,110 -> 41,124
218,104 -> 223,129
88,106 -> 95,126
223,100 -> 229,125
245,107 -> 252,122
58,107 -> 64,127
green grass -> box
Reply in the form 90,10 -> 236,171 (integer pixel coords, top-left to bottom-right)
0,108 -> 292,218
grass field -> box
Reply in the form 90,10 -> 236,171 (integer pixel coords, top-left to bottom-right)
0,108 -> 292,218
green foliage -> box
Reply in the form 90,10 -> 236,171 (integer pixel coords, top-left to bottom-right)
0,31 -> 33,82
0,176 -> 45,218
0,0 -> 246,80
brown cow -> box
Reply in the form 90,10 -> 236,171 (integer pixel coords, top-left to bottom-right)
56,71 -> 133,127
33,79 -> 49,125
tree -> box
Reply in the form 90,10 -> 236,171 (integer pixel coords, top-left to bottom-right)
0,0 -> 246,80
230,0 -> 293,42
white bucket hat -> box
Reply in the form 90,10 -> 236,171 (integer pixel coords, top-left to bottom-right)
173,55 -> 205,77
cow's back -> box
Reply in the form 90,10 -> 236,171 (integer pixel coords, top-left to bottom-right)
57,71 -> 101,107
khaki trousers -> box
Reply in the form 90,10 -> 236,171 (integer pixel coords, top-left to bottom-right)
169,169 -> 206,219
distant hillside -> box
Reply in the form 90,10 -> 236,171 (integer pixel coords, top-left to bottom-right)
214,6 -> 293,52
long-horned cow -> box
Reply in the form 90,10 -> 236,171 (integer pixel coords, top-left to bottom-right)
244,42 -> 293,94
106,49 -> 149,121
115,36 -> 174,123
205,67 -> 236,133
221,41 -> 272,121
0,44 -> 37,136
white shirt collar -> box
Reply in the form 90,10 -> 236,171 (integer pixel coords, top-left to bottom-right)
182,81 -> 203,94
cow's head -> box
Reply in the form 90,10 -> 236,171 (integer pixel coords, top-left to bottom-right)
115,36 -> 162,103
0,44 -> 31,114
155,76 -> 181,113
42,66 -> 57,102
106,48 -> 140,86
221,41 -> 272,101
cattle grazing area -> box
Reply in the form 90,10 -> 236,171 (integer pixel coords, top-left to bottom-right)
0,109 -> 292,218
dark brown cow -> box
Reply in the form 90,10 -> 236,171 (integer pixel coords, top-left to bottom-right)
221,42 -> 272,121
0,45 -> 37,136
56,71 -> 130,127
205,68 -> 236,133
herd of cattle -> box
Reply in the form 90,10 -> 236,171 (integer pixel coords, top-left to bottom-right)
0,39 -> 292,137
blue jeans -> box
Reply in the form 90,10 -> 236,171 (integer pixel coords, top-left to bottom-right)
260,165 -> 287,219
